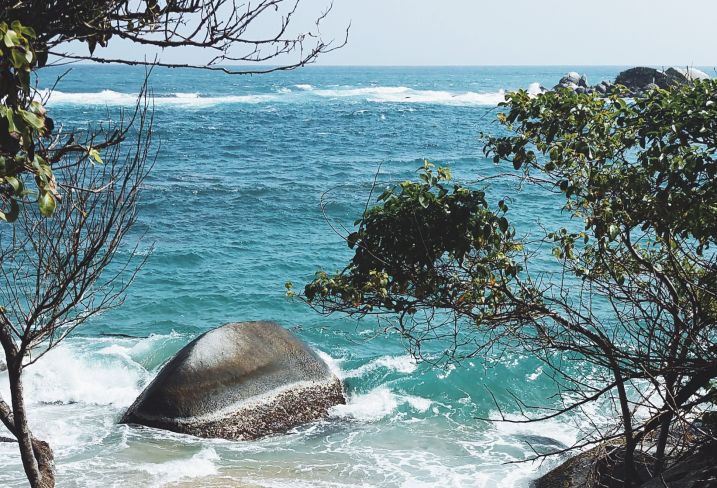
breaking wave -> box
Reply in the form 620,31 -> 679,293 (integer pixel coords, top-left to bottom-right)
42,84 -> 523,108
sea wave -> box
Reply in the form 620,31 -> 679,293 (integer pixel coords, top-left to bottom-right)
41,84 -> 528,108
44,89 -> 278,107
330,385 -> 432,421
139,447 -> 220,487
312,85 -> 508,106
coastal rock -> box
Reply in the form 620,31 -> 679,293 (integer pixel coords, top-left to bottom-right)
638,442 -> 717,487
121,321 -> 345,440
534,442 -> 717,488
665,66 -> 710,83
533,444 -> 651,488
614,67 -> 670,92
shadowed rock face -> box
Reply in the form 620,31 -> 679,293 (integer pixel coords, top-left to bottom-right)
121,321 -> 345,440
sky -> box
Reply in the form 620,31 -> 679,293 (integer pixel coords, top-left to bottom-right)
78,0 -> 717,67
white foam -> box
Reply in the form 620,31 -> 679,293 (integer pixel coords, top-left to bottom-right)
44,89 -> 277,107
528,82 -> 545,96
526,366 -> 543,381
341,354 -> 418,379
330,385 -> 432,421
41,85 -> 521,108
15,343 -> 149,407
140,447 -> 220,487
313,86 -> 507,106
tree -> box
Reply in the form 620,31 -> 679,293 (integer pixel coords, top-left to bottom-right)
303,81 -> 717,486
0,2 -> 345,486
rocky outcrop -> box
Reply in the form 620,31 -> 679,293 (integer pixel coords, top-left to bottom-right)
614,67 -> 673,91
549,66 -> 710,98
638,442 -> 717,487
666,67 -> 710,83
121,321 -> 345,440
553,72 -> 614,95
533,444 -> 651,488
534,441 -> 717,488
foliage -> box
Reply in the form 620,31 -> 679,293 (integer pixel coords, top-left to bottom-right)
304,82 -> 717,485
0,20 -> 55,221
305,161 -> 522,320
0,2 -> 345,487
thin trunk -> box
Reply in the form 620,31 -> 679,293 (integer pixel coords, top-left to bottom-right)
6,364 -> 54,488
610,356 -> 638,488
653,410 -> 672,474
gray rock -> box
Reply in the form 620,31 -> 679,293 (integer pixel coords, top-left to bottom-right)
564,71 -> 581,84
638,442 -> 717,488
615,67 -> 671,92
533,442 -> 717,488
595,83 -> 607,94
575,86 -> 587,94
578,74 -> 589,88
666,67 -> 710,83
645,82 -> 660,91
121,321 -> 345,440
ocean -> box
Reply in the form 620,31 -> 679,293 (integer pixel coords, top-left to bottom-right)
0,65 -> 641,487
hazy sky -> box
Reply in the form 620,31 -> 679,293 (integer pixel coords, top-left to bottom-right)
85,0 -> 716,67
316,0 -> 716,66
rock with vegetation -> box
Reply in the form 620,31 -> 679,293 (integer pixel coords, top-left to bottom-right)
550,66 -> 710,98
121,321 -> 345,440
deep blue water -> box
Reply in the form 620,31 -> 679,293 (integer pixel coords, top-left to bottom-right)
0,65 -> 683,487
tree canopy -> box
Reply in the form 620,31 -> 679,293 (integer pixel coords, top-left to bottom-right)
304,81 -> 717,485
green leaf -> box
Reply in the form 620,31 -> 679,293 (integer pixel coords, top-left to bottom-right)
418,193 -> 429,208
88,148 -> 104,164
19,109 -> 44,131
498,217 -> 509,233
4,176 -> 22,194
608,224 -> 619,241
10,48 -> 28,69
3,29 -> 19,47
38,192 -> 56,217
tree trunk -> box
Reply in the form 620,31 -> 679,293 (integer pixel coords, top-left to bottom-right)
5,364 -> 55,488
610,357 -> 638,488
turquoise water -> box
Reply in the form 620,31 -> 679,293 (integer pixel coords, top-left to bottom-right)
0,66 -> 646,487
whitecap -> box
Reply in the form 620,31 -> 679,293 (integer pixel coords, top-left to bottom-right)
43,89 -> 278,107
330,385 -> 432,421
139,447 -> 220,487
312,85 -> 508,106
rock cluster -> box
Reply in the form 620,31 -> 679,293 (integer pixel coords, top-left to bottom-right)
552,66 -> 710,97
121,321 -> 345,440
553,71 -> 614,95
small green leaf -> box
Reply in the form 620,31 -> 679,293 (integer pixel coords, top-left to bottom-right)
418,193 -> 429,208
3,29 -> 19,47
38,192 -> 56,217
18,109 -> 44,131
88,148 -> 104,164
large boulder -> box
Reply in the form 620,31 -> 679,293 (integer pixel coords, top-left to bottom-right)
665,66 -> 710,83
533,444 -> 651,488
121,321 -> 345,440
615,67 -> 671,92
